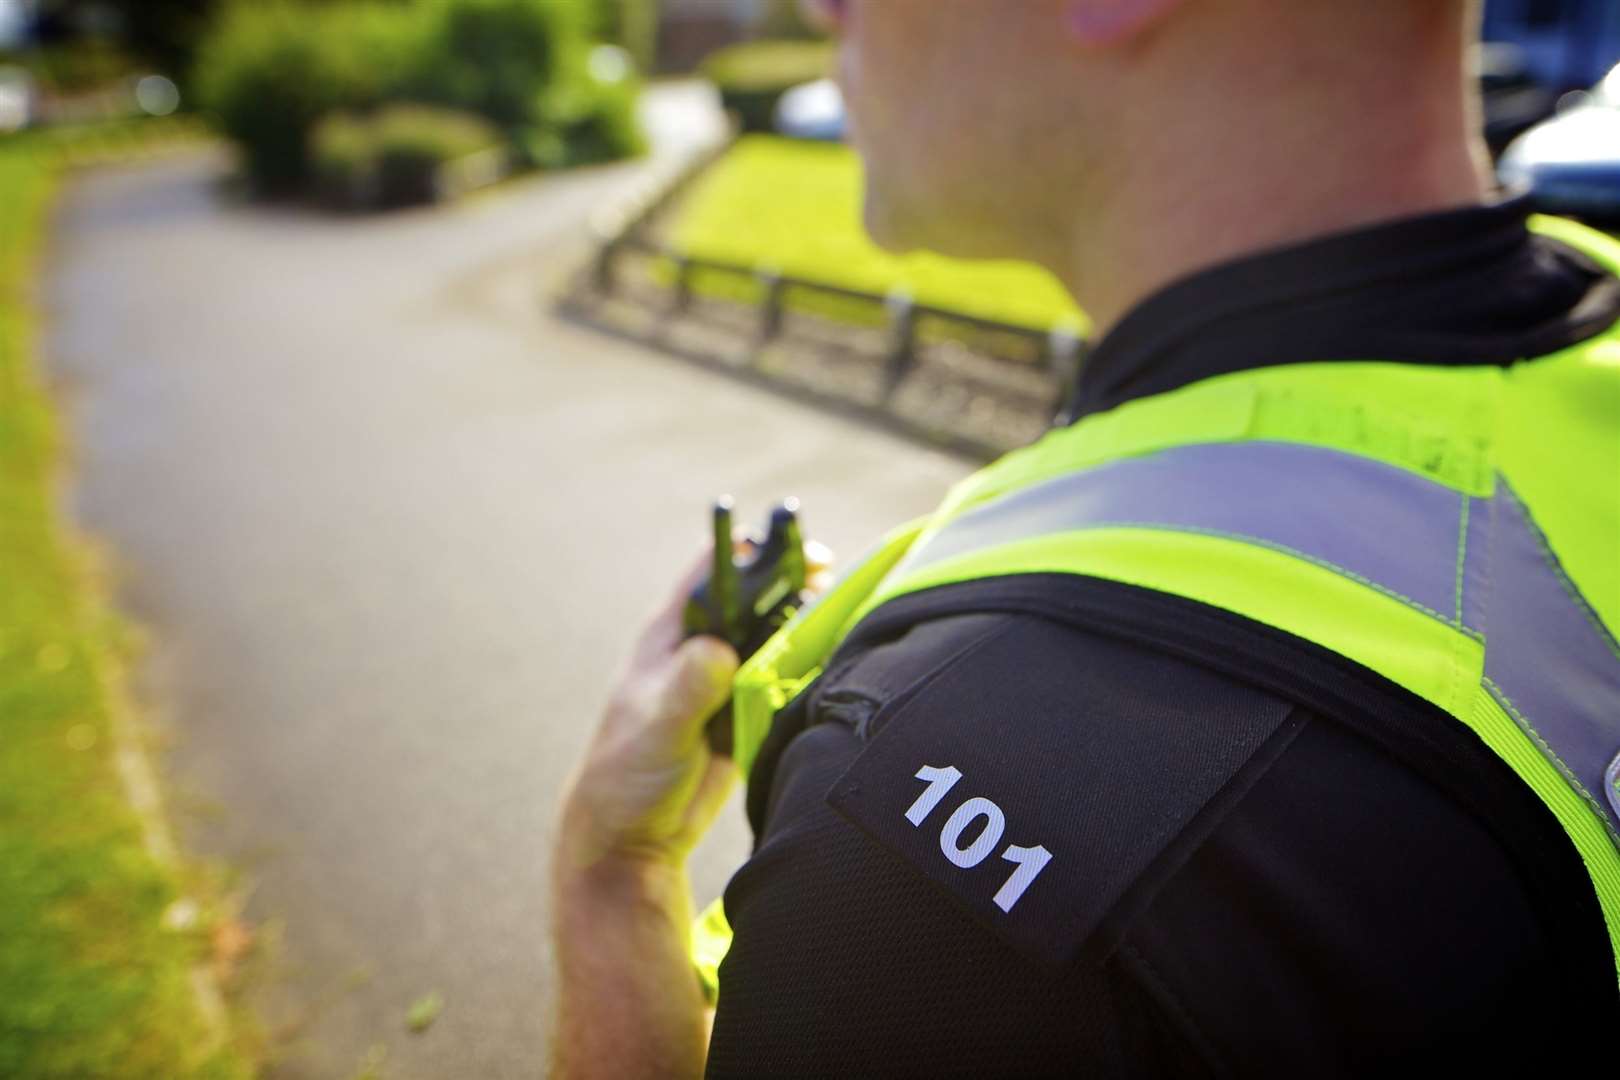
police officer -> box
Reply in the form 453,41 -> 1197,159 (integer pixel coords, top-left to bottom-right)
552,1 -> 1620,1075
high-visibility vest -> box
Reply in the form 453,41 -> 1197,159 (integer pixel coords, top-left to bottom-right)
694,214 -> 1620,999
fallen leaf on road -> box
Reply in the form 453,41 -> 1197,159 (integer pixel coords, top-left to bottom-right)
406,991 -> 444,1033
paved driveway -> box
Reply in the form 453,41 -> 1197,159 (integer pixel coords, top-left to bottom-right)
45,85 -> 973,1077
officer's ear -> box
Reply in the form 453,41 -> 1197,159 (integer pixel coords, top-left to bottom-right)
1064,0 -> 1187,48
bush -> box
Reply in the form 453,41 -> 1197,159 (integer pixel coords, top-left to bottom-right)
312,103 -> 504,207
373,103 -> 503,204
195,0 -> 641,196
11,39 -> 140,95
309,110 -> 377,207
194,2 -> 427,194
521,43 -> 644,168
702,39 -> 834,133
560,69 -> 644,165
410,1 -> 643,169
408,0 -> 586,132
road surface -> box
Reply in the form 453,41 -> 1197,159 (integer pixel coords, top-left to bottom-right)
44,85 -> 973,1077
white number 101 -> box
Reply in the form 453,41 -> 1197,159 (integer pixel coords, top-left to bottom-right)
905,764 -> 1053,913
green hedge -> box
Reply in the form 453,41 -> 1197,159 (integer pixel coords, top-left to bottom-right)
309,111 -> 377,207
194,2 -> 428,194
195,0 -> 643,197
701,39 -> 835,134
4,39 -> 141,95
407,0 -> 583,132
313,103 -> 504,207
535,44 -> 645,167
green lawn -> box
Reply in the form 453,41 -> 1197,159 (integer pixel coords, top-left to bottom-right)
0,125 -> 252,1079
667,134 -> 1089,335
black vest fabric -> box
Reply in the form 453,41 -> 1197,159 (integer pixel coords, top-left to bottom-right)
705,199 -> 1620,1076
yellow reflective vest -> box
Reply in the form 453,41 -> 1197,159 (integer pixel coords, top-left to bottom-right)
697,214 -> 1620,997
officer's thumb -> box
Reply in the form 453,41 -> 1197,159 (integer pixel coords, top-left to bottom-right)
657,636 -> 739,732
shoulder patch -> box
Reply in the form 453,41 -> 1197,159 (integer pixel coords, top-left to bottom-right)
825,616 -> 1298,967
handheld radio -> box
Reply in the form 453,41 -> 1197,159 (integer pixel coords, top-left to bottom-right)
682,497 -> 811,755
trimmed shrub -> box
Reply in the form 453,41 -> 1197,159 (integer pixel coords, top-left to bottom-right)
701,39 -> 834,133
194,2 -> 428,193
755,0 -> 823,40
372,103 -> 503,204
311,103 -> 504,208
309,110 -> 377,207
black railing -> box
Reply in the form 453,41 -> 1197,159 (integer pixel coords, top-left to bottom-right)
594,235 -> 1089,421
570,138 -> 1092,456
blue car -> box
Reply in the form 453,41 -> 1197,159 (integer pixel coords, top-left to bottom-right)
1499,64 -> 1620,223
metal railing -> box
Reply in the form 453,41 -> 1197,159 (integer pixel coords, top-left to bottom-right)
572,138 -> 1093,451
594,236 -> 1089,420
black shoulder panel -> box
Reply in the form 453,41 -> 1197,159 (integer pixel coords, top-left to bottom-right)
824,615 -> 1300,967
816,572 -> 1614,984
745,613 -> 1012,840
716,577 -> 1615,1074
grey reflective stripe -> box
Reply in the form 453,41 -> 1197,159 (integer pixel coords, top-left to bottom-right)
1608,752 -> 1620,823
896,440 -> 1620,842
1480,484 -> 1620,836
900,442 -> 1474,630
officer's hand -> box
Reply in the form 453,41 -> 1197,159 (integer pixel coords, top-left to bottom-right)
559,549 -> 742,873
558,540 -> 834,873
551,541 -> 835,1077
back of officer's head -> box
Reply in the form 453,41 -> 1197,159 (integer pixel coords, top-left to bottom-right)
821,0 -> 1483,275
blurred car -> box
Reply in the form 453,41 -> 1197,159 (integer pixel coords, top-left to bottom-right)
0,64 -> 37,134
775,44 -> 1562,153
1499,64 -> 1620,224
1478,42 -> 1558,157
774,77 -> 845,141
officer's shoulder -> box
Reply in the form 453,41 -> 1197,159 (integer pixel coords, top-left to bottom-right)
801,609 -> 1300,967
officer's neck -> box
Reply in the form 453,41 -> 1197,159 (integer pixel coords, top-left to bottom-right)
1055,51 -> 1492,341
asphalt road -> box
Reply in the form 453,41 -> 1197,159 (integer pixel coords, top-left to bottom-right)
44,85 -> 973,1077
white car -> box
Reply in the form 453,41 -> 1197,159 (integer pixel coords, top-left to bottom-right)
1499,64 -> 1620,223
774,78 -> 845,142
0,64 -> 37,134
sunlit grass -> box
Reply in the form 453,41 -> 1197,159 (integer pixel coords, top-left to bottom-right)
0,128 -> 252,1079
667,134 -> 1089,335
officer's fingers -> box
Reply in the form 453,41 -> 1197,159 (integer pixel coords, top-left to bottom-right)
634,530 -> 813,667
633,547 -> 722,664
804,539 -> 834,575
680,755 -> 739,838
805,569 -> 835,598
646,635 -> 738,745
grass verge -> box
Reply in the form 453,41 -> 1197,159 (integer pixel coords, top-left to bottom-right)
666,134 -> 1089,335
0,124 -> 254,1078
